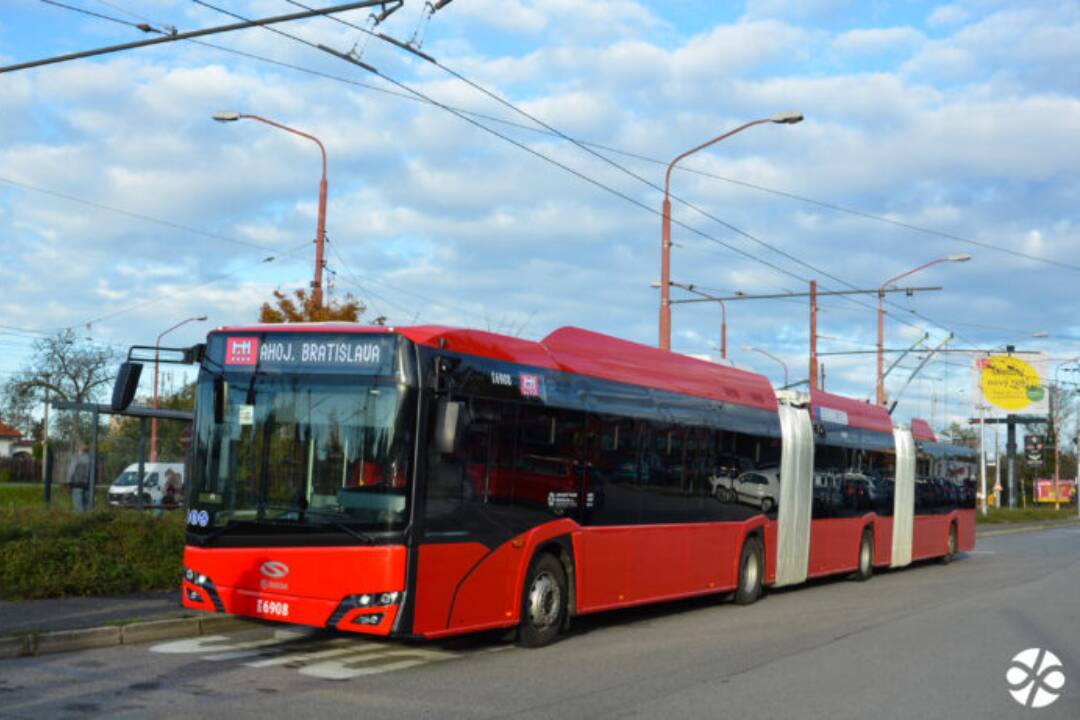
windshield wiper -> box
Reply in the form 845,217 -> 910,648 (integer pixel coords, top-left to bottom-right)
302,508 -> 377,544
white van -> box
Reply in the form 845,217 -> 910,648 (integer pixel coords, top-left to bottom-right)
107,463 -> 185,507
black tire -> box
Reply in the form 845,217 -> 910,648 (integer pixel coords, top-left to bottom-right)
761,497 -> 775,514
940,523 -> 957,565
733,536 -> 764,605
517,553 -> 568,648
852,528 -> 874,581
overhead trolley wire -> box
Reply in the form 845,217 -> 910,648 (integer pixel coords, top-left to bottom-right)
22,1 -> 1076,278
39,0 -> 156,31
253,0 -> 980,345
30,0 -> 986,349
195,0 -> 944,340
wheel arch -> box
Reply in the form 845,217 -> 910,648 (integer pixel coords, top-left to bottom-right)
735,518 -> 768,587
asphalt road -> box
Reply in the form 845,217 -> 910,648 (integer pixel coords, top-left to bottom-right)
2,526 -> 1078,720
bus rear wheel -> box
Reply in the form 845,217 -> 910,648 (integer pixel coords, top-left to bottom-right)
517,553 -> 568,648
733,536 -> 763,605
940,523 -> 957,565
852,528 -> 873,582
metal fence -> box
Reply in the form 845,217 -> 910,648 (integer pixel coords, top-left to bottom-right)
47,401 -> 193,513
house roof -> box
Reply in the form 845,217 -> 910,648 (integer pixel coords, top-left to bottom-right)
215,324 -> 779,413
0,421 -> 22,439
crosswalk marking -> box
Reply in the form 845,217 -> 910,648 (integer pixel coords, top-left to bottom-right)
300,651 -> 456,680
245,643 -> 382,668
150,630 -> 460,681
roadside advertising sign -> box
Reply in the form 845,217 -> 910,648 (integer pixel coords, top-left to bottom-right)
1034,479 -> 1077,503
972,353 -> 1049,419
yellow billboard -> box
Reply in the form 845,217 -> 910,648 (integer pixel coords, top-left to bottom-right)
973,353 -> 1048,417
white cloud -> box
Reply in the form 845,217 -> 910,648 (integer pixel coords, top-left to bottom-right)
831,27 -> 924,58
1,0 -> 1079,412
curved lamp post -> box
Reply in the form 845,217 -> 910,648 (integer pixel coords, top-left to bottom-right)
659,111 -> 803,350
876,254 -> 971,404
151,315 -> 208,462
213,111 -> 329,309
742,345 -> 788,387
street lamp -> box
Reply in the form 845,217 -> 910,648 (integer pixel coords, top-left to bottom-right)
659,111 -> 803,350
213,111 -> 329,309
876,254 -> 970,405
651,280 -> 728,359
742,345 -> 788,387
151,315 -> 208,462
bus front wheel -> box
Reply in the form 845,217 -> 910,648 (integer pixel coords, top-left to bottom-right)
517,553 -> 568,648
733,536 -> 763,605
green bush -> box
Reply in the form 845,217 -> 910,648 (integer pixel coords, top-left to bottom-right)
0,506 -> 185,600
0,467 -> 10,484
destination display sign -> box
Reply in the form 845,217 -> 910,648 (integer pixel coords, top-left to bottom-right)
211,333 -> 398,375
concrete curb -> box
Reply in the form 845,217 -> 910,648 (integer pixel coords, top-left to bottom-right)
0,614 -> 261,660
977,519 -> 1080,538
36,626 -> 120,656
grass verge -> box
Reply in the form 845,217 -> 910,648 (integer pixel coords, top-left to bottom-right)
976,505 -> 1080,524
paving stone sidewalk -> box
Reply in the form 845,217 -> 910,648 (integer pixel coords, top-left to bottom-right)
0,590 -> 184,635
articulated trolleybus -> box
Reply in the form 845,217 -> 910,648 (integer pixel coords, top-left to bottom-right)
114,324 -> 975,647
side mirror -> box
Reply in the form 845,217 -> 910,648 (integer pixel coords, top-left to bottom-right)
111,362 -> 143,412
434,399 -> 464,454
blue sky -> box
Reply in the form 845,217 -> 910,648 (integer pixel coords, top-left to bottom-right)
2,0 -> 1079,438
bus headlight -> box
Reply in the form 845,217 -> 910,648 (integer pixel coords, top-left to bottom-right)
183,568 -> 208,586
344,592 -> 401,608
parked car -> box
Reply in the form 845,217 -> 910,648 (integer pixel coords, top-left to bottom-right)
107,463 -> 184,507
730,468 -> 781,512
708,454 -> 756,501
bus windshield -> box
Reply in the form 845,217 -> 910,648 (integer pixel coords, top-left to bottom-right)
190,372 -> 415,536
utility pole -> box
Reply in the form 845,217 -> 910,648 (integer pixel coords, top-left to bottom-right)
809,280 -> 818,391
994,425 -> 1000,507
41,377 -> 50,484
1005,345 -> 1018,508
1053,382 -> 1061,511
978,401 -> 988,515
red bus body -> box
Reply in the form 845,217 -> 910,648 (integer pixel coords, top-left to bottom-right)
180,324 -> 975,639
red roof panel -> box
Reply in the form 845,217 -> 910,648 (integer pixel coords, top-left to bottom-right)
809,390 -> 893,435
0,421 -> 21,439
910,418 -> 936,442
217,323 -> 778,413
541,327 -> 777,412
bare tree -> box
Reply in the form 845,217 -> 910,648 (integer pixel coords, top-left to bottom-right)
2,330 -> 119,444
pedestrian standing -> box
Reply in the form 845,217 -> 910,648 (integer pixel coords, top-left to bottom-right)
68,443 -> 91,513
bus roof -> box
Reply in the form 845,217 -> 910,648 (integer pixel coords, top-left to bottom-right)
215,323 -> 779,413
910,418 -> 937,442
809,389 -> 894,435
